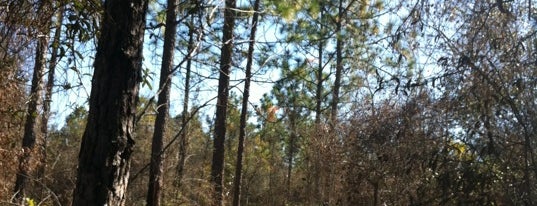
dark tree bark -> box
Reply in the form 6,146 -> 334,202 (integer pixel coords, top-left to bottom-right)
315,4 -> 324,124
231,0 -> 260,205
13,1 -> 52,200
146,0 -> 177,205
331,0 -> 344,126
72,0 -> 148,205
210,0 -> 236,204
286,112 -> 297,203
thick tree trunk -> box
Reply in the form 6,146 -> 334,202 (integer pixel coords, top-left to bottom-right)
72,0 -> 148,205
13,1 -> 52,200
146,0 -> 177,205
210,0 -> 236,204
231,0 -> 260,205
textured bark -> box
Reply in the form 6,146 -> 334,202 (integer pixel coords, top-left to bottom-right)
13,1 -> 52,200
210,0 -> 236,204
146,0 -> 177,205
72,0 -> 148,205
231,0 -> 259,205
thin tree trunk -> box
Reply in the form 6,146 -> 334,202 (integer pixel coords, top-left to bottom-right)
315,3 -> 324,125
146,0 -> 177,205
13,1 -> 52,200
331,0 -> 344,126
373,181 -> 379,206
72,0 -> 148,205
231,0 -> 260,205
268,133 -> 275,205
326,1 -> 345,204
310,4 -> 324,203
210,0 -> 236,204
286,112 -> 297,203
38,2 -> 65,182
175,8 -> 196,190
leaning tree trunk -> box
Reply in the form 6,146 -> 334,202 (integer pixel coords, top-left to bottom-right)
13,0 -> 52,201
146,0 -> 177,205
210,0 -> 236,205
231,0 -> 260,205
72,0 -> 148,205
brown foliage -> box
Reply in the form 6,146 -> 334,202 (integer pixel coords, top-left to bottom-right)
0,64 -> 26,202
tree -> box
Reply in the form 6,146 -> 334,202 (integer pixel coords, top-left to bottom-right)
210,0 -> 236,204
13,0 -> 54,201
315,2 -> 325,124
146,0 -> 178,205
0,1 -> 32,200
266,55 -> 318,203
72,0 -> 148,205
176,0 -> 202,190
330,0 -> 344,125
39,1 -> 65,182
404,0 -> 537,203
232,0 -> 260,205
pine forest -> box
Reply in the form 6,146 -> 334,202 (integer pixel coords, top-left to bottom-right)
1,0 -> 537,205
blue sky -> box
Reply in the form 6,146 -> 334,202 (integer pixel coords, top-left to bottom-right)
48,0 -> 282,130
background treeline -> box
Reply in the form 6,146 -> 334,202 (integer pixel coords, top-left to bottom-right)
1,0 -> 537,205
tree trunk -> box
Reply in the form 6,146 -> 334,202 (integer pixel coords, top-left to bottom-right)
146,0 -> 177,205
315,3 -> 324,125
331,0 -> 344,126
286,112 -> 297,203
309,3 -> 325,203
176,5 -> 197,189
72,0 -> 148,205
231,0 -> 260,205
13,1 -> 52,200
210,0 -> 236,204
38,2 -> 65,182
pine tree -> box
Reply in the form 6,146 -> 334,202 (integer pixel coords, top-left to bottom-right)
72,0 -> 148,205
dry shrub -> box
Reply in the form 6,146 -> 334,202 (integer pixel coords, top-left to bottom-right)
0,61 -> 26,202
342,96 -> 443,205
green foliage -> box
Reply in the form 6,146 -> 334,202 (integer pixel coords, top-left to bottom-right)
268,0 -> 304,21
65,0 -> 101,43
